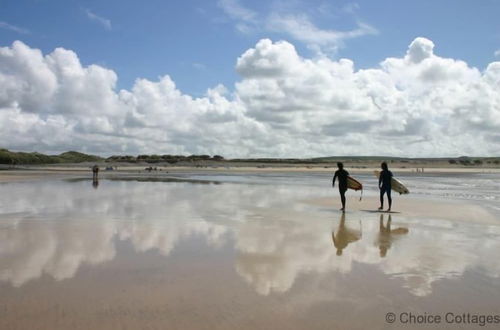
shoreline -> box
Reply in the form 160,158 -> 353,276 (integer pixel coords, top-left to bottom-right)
2,165 -> 500,178
1,169 -> 499,225
1,167 -> 499,185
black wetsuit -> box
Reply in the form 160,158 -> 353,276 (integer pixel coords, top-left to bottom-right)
379,169 -> 393,208
333,169 -> 349,209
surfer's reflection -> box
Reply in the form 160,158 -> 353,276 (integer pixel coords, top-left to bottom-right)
332,213 -> 362,256
92,178 -> 99,189
377,214 -> 409,257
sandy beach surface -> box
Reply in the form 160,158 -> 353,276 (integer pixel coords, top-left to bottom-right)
1,168 -> 500,329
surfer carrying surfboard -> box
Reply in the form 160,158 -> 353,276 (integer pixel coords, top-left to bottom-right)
332,162 -> 349,212
378,162 -> 393,211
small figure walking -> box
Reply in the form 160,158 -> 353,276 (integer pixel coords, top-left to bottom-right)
332,162 -> 349,212
378,162 -> 393,211
92,164 -> 99,181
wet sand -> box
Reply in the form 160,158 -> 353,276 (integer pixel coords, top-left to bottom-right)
1,171 -> 500,329
305,195 -> 498,225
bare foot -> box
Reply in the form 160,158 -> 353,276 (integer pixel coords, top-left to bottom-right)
378,206 -> 383,210
387,208 -> 391,212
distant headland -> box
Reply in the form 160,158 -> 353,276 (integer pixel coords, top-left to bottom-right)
1,148 -> 499,168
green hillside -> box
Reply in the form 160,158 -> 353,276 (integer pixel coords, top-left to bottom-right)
1,148 -> 499,166
0,149 -> 102,165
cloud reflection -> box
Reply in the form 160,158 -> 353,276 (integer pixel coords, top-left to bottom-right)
0,178 -> 499,298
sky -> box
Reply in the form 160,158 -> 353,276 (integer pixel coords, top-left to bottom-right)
1,0 -> 500,157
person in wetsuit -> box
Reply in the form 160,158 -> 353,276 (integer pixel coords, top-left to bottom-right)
92,164 -> 99,180
332,162 -> 349,212
378,162 -> 393,211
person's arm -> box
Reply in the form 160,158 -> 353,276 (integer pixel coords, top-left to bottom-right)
332,172 -> 337,187
378,173 -> 382,189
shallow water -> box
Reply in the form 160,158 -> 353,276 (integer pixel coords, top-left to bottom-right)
175,171 -> 500,211
1,175 -> 500,329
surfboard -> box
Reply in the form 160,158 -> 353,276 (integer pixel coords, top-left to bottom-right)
347,176 -> 363,191
374,170 -> 409,194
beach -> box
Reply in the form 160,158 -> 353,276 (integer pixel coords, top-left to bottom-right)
3,0 -> 500,328
1,168 -> 500,329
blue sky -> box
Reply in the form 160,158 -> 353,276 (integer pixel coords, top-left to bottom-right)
1,0 -> 500,157
1,0 -> 499,96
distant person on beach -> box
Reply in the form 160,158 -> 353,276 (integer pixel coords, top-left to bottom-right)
92,164 -> 99,181
332,162 -> 349,212
378,162 -> 393,211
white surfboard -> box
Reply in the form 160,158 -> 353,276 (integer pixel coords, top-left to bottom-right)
374,170 -> 409,195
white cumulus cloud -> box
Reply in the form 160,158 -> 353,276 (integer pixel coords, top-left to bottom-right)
1,38 -> 500,157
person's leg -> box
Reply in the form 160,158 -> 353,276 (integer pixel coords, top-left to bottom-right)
387,188 -> 392,211
379,188 -> 384,210
340,188 -> 346,211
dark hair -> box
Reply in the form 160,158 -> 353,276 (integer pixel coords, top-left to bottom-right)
337,162 -> 344,169
381,162 -> 388,170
